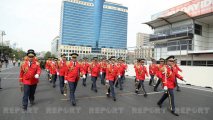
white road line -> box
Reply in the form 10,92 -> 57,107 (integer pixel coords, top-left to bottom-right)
180,85 -> 213,93
1,66 -> 14,71
60,91 -> 163,101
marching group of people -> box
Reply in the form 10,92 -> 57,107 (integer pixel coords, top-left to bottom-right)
19,49 -> 186,116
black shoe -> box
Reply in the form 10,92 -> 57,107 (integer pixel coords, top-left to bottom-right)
0,88 -> 2,89
53,84 -> 56,88
72,102 -> 76,106
30,101 -> 35,106
157,103 -> 162,108
106,93 -> 110,97
61,91 -> 64,95
113,98 -> 116,101
154,88 -> 158,92
171,111 -> 179,116
176,89 -> 181,92
135,90 -> 139,94
83,83 -> 86,87
120,88 -> 123,90
94,89 -> 98,93
144,93 -> 148,97
22,106 -> 27,111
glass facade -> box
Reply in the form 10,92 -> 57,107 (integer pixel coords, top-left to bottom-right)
59,0 -> 128,50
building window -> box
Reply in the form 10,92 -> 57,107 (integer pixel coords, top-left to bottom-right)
194,24 -> 202,35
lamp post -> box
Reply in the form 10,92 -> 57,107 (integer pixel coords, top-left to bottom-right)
1,31 -> 6,57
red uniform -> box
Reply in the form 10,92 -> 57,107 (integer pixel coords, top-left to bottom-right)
89,62 -> 100,77
106,64 -> 118,81
149,64 -> 158,75
156,64 -> 165,79
100,61 -> 107,73
50,61 -> 58,75
19,61 -> 41,85
45,60 -> 51,71
134,65 -> 148,80
65,61 -> 82,82
81,62 -> 90,75
117,63 -> 126,76
161,65 -> 183,89
58,60 -> 67,76
174,64 -> 182,72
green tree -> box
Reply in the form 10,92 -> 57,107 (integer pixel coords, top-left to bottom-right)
44,51 -> 51,60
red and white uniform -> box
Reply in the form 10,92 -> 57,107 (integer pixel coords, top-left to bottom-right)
149,63 -> 158,75
19,61 -> 41,85
81,62 -> 90,75
89,62 -> 100,77
100,61 -> 107,73
45,60 -> 51,71
117,63 -> 126,77
134,65 -> 148,80
65,61 -> 82,82
161,65 -> 183,89
156,64 -> 165,79
50,61 -> 58,75
106,64 -> 118,81
58,60 -> 67,76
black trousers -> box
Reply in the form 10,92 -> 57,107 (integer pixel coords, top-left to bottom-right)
154,78 -> 162,90
158,89 -> 175,112
22,84 -> 37,107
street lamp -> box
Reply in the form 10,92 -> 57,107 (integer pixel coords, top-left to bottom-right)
1,31 -> 6,57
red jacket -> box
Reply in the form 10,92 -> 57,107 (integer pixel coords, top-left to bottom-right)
162,65 -> 183,89
89,62 -> 100,77
134,65 -> 148,80
50,61 -> 58,75
81,62 -> 90,75
58,60 -> 67,76
100,62 -> 107,73
156,64 -> 165,79
19,61 -> 41,85
106,64 -> 118,81
45,60 -> 51,70
117,63 -> 126,76
65,61 -> 81,82
149,64 -> 157,75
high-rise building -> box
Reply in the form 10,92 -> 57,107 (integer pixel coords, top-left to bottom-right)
136,33 -> 150,48
59,0 -> 128,59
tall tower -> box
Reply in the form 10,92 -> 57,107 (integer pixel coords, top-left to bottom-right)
93,0 -> 105,50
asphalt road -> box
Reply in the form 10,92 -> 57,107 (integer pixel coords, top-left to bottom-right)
0,66 -> 213,120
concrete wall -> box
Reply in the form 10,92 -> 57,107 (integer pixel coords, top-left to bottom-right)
126,64 -> 213,88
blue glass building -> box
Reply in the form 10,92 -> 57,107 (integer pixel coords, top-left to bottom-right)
59,0 -> 128,51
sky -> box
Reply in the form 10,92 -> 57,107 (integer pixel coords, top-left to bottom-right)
0,0 -> 191,52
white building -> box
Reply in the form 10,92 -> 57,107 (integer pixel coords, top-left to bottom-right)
51,36 -> 59,57
136,33 -> 150,47
145,0 -> 213,66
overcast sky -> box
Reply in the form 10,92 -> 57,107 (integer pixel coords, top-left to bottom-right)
0,0 -> 191,52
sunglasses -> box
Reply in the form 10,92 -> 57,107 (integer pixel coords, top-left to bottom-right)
160,61 -> 164,62
28,56 -> 34,58
168,60 -> 174,62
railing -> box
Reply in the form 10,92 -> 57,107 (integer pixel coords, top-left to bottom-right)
150,28 -> 194,41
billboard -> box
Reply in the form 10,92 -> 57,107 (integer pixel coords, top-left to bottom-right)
152,0 -> 213,20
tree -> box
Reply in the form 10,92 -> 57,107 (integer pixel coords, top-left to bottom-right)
44,51 -> 52,60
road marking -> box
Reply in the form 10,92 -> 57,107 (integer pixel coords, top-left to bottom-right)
3,74 -> 11,79
60,91 -> 163,101
180,85 -> 213,93
1,66 -> 14,71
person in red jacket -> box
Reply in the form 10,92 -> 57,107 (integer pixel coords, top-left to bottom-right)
174,59 -> 182,91
50,58 -> 59,88
81,57 -> 89,86
89,57 -> 100,92
134,58 -> 149,97
58,54 -> 67,94
64,53 -> 82,106
157,56 -> 186,116
115,57 -> 125,90
149,59 -> 157,86
100,57 -> 107,85
105,56 -> 118,101
154,58 -> 165,92
19,49 -> 41,111
45,57 -> 52,81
